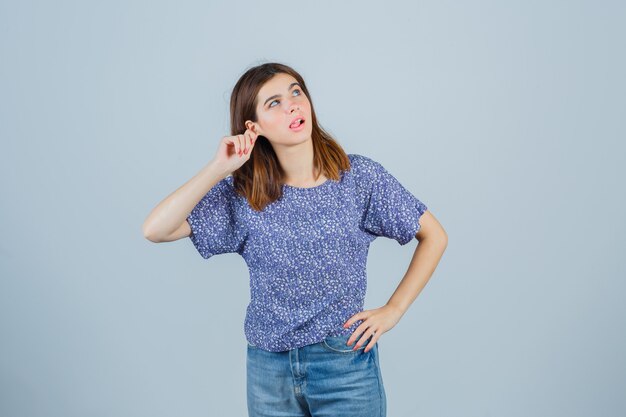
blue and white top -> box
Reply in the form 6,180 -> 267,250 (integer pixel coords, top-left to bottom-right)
186,153 -> 428,352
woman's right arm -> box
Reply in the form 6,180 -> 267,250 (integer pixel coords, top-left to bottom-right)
142,130 -> 257,243
142,162 -> 228,242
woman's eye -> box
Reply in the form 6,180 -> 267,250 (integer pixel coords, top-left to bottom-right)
269,89 -> 301,108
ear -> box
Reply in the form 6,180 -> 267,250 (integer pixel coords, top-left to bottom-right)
245,120 -> 261,134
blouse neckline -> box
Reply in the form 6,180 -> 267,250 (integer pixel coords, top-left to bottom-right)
282,177 -> 333,191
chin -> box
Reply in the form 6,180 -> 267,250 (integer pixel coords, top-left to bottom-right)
282,128 -> 312,142
274,135 -> 308,148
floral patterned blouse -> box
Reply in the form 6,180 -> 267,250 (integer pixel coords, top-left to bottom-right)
186,153 -> 428,352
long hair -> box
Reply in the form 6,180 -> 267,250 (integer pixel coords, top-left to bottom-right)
229,62 -> 351,211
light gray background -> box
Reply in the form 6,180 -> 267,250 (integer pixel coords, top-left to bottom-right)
1,1 -> 624,416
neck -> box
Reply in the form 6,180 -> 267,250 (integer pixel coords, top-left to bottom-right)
273,137 -> 325,186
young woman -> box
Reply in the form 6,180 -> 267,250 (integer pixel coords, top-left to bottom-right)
143,62 -> 448,417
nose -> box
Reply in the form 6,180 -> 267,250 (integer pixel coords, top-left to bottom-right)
286,98 -> 299,113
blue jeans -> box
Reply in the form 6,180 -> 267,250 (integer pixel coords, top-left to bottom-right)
246,333 -> 386,417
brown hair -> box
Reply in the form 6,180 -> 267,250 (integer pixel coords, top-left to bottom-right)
229,62 -> 351,211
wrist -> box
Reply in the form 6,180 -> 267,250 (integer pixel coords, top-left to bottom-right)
204,160 -> 230,180
385,303 -> 405,318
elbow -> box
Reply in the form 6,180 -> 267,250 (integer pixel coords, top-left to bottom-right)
432,218 -> 448,248
142,222 -> 162,243
436,226 -> 449,247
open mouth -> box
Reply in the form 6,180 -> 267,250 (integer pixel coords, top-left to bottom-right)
289,118 -> 305,130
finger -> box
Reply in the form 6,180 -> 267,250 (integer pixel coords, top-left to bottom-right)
224,136 -> 237,156
249,131 -> 256,150
248,130 -> 255,151
346,326 -> 366,347
247,127 -> 257,143
344,312 -> 362,328
237,134 -> 245,156
244,131 -> 251,153
363,335 -> 378,353
351,325 -> 375,349
243,133 -> 251,154
241,131 -> 248,154
230,135 -> 239,156
353,330 -> 376,351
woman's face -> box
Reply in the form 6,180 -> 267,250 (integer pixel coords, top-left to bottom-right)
246,73 -> 312,147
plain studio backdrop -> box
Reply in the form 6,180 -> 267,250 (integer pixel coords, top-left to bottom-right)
1,1 -> 624,416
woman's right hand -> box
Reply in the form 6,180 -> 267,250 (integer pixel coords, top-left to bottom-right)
210,129 -> 259,176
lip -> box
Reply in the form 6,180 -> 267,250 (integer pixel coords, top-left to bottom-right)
288,115 -> 306,128
289,121 -> 305,132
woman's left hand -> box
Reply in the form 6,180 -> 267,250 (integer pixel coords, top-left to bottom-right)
342,304 -> 404,353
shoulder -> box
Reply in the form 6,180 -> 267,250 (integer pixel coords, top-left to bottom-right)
199,175 -> 238,204
346,153 -> 386,199
347,153 -> 384,179
222,175 -> 235,190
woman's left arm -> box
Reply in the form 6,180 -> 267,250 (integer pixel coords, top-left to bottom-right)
343,210 -> 448,352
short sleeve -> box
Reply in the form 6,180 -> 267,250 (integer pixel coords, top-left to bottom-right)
186,177 -> 245,259
361,158 -> 428,245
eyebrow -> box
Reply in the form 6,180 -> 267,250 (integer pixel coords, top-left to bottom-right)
263,82 -> 301,107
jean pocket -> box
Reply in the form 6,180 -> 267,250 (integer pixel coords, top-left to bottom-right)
322,333 -> 374,353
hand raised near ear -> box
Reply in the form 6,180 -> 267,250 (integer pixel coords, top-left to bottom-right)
210,128 -> 259,176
